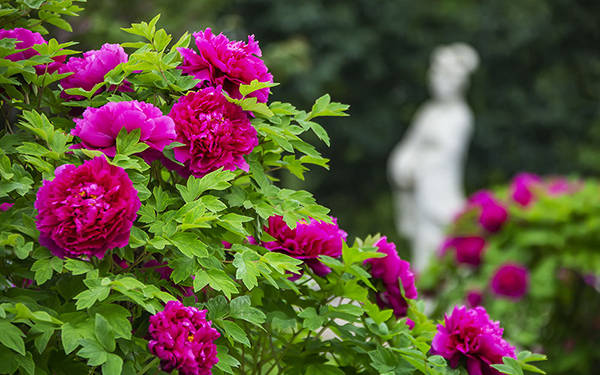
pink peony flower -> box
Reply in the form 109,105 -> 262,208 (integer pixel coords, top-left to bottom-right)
35,157 -> 140,259
441,236 -> 486,267
491,264 -> 529,300
263,215 -> 347,278
466,290 -> 483,308
0,28 -> 65,74
432,306 -> 516,375
510,173 -> 541,207
0,202 -> 14,211
59,43 -> 131,100
467,191 -> 508,233
365,237 -> 418,318
168,86 -> 258,177
178,28 -> 273,103
148,301 -> 220,375
71,100 -> 176,157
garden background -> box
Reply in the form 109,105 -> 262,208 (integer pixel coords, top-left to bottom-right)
64,0 -> 600,255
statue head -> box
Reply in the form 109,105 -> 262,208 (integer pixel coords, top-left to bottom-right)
428,43 -> 479,100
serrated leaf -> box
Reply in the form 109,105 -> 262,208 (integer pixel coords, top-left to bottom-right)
169,232 -> 208,258
193,269 -> 239,299
218,320 -> 250,347
116,128 -> 149,156
238,79 -> 279,97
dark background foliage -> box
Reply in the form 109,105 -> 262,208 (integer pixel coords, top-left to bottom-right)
67,0 -> 600,253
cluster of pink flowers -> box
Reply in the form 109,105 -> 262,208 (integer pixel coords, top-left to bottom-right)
34,157 -> 140,259
467,191 -> 508,233
510,173 -> 576,207
432,306 -> 516,375
59,43 -> 131,100
148,301 -> 220,375
263,215 -> 347,278
365,237 -> 417,319
0,28 -> 65,74
178,28 -> 273,102
168,86 -> 258,177
71,100 -> 176,157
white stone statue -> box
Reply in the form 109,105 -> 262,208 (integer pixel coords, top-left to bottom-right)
388,43 -> 479,272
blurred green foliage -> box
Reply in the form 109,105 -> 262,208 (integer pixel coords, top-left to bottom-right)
69,0 -> 600,253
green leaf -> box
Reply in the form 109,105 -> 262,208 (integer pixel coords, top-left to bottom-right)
193,269 -> 239,299
363,301 -> 393,325
169,257 -> 195,284
233,250 -> 261,290
176,169 -> 236,202
31,257 -> 53,285
64,259 -> 94,275
0,320 -> 25,355
102,353 -> 123,375
261,252 -> 302,274
218,320 -> 250,347
24,0 -> 45,9
14,351 -> 34,375
169,232 -> 208,258
116,128 -> 149,156
32,324 -> 55,353
308,94 -> 350,119
229,296 -> 266,327
298,307 -> 325,330
74,286 -> 111,310
217,213 -> 253,236
238,79 -> 279,97
305,364 -> 345,375
214,345 -> 240,374
77,338 -> 108,366
93,303 -> 131,342
205,296 -> 230,321
95,314 -> 116,352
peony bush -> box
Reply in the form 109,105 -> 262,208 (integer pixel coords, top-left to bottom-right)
422,173 -> 600,374
0,1 -> 543,374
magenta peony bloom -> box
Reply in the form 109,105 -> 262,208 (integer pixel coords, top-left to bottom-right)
148,301 -> 219,375
0,202 -> 14,211
35,157 -> 140,259
441,236 -> 486,267
466,290 -> 483,308
59,43 -> 131,100
468,191 -> 508,233
72,100 -> 176,157
168,86 -> 258,177
0,28 -> 65,74
263,215 -> 347,277
365,237 -> 418,317
510,173 -> 541,207
178,28 -> 273,103
491,264 -> 529,300
432,306 -> 516,375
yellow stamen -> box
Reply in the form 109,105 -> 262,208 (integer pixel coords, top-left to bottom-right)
187,334 -> 194,342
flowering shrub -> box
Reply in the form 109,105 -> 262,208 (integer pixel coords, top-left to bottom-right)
422,174 -> 599,374
0,2 -> 543,374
